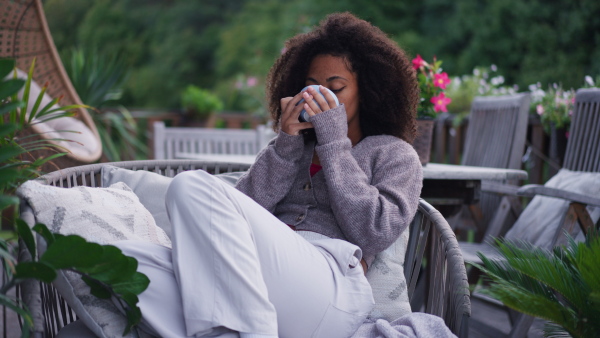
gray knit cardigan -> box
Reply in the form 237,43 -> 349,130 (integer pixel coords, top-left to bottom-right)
235,104 -> 423,266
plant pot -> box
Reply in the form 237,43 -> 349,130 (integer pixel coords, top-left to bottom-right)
413,119 -> 435,166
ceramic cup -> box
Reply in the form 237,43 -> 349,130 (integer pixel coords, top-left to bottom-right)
297,85 -> 339,122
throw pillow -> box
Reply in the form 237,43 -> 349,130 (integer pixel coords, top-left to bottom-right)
505,168 -> 600,248
365,230 -> 412,321
17,180 -> 171,338
100,165 -> 247,239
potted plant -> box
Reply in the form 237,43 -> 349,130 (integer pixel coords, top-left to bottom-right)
180,85 -> 224,127
411,55 -> 452,165
1,59 -> 148,336
475,230 -> 600,337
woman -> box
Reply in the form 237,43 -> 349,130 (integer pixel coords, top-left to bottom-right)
119,12 -> 423,338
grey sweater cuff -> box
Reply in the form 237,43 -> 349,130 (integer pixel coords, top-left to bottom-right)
311,104 -> 349,145
273,130 -> 305,162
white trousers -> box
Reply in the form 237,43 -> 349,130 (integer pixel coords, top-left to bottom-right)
117,170 -> 374,337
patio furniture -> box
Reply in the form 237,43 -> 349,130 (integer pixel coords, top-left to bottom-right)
461,88 -> 600,337
448,93 -> 531,239
0,0 -> 102,170
153,121 -> 276,160
18,160 -> 470,337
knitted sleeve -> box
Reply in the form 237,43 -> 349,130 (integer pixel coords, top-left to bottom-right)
235,130 -> 305,212
312,105 -> 423,259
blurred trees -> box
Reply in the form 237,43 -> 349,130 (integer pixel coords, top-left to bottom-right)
44,0 -> 600,111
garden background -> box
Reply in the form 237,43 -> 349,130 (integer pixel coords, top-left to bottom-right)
42,0 -> 600,171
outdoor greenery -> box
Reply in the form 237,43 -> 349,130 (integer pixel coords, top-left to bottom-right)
476,230 -> 600,337
43,0 -> 600,115
181,85 -> 224,120
64,47 -> 147,162
0,59 -> 147,336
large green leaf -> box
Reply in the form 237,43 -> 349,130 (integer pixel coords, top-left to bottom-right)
0,123 -> 19,137
82,275 -> 112,299
40,235 -> 104,269
0,101 -> 23,116
0,195 -> 19,211
15,261 -> 57,283
0,79 -> 25,100
0,59 -> 16,79
32,223 -> 55,247
15,219 -> 35,259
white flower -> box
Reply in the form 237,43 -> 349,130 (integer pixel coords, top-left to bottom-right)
491,64 -> 498,72
585,75 -> 595,87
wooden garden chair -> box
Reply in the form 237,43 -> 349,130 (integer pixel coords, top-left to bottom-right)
460,88 -> 600,337
17,160 -> 470,337
0,0 -> 102,169
449,93 -> 531,241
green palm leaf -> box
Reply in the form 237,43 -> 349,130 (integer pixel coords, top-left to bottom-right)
476,231 -> 600,338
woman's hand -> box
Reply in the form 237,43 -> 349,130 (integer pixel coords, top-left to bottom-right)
280,91 -> 313,135
302,85 -> 339,118
280,86 -> 339,135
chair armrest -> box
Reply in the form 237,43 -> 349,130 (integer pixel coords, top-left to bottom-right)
481,181 -> 520,195
517,184 -> 600,207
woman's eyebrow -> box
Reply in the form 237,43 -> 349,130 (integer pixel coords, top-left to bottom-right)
306,76 -> 348,82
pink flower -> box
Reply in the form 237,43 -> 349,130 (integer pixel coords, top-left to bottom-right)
412,54 -> 425,70
536,104 -> 544,115
431,92 -> 451,112
247,77 -> 258,87
433,72 -> 451,89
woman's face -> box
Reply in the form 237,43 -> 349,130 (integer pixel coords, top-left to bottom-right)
305,54 -> 361,140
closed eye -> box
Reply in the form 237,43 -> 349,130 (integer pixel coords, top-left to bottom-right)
331,87 -> 345,93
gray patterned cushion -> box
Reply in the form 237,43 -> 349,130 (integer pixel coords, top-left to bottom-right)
17,180 -> 171,338
365,230 -> 411,321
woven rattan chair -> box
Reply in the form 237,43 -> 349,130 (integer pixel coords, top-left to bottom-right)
17,160 -> 470,337
0,0 -> 102,169
449,93 -> 531,241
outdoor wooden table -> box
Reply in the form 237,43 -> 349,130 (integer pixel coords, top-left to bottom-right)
421,163 -> 528,206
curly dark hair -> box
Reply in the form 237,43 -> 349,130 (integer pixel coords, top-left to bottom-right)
266,12 -> 419,142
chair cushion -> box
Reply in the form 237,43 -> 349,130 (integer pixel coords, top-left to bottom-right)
504,168 -> 600,248
365,230 -> 411,321
100,165 -> 246,239
16,180 -> 171,338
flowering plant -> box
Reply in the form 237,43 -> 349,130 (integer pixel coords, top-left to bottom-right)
412,55 -> 452,119
529,83 -> 575,134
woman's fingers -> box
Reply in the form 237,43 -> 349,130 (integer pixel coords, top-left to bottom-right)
319,85 -> 338,109
306,87 -> 330,114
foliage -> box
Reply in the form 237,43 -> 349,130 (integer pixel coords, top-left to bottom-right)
0,59 -> 148,336
44,0 -> 600,111
475,230 -> 600,338
412,55 -> 452,119
446,65 -> 518,117
529,76 -> 599,135
215,74 -> 267,117
530,83 -> 576,134
64,47 -> 148,161
0,59 -> 77,208
181,85 -> 224,119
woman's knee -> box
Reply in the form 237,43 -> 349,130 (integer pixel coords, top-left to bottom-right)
166,170 -> 213,201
